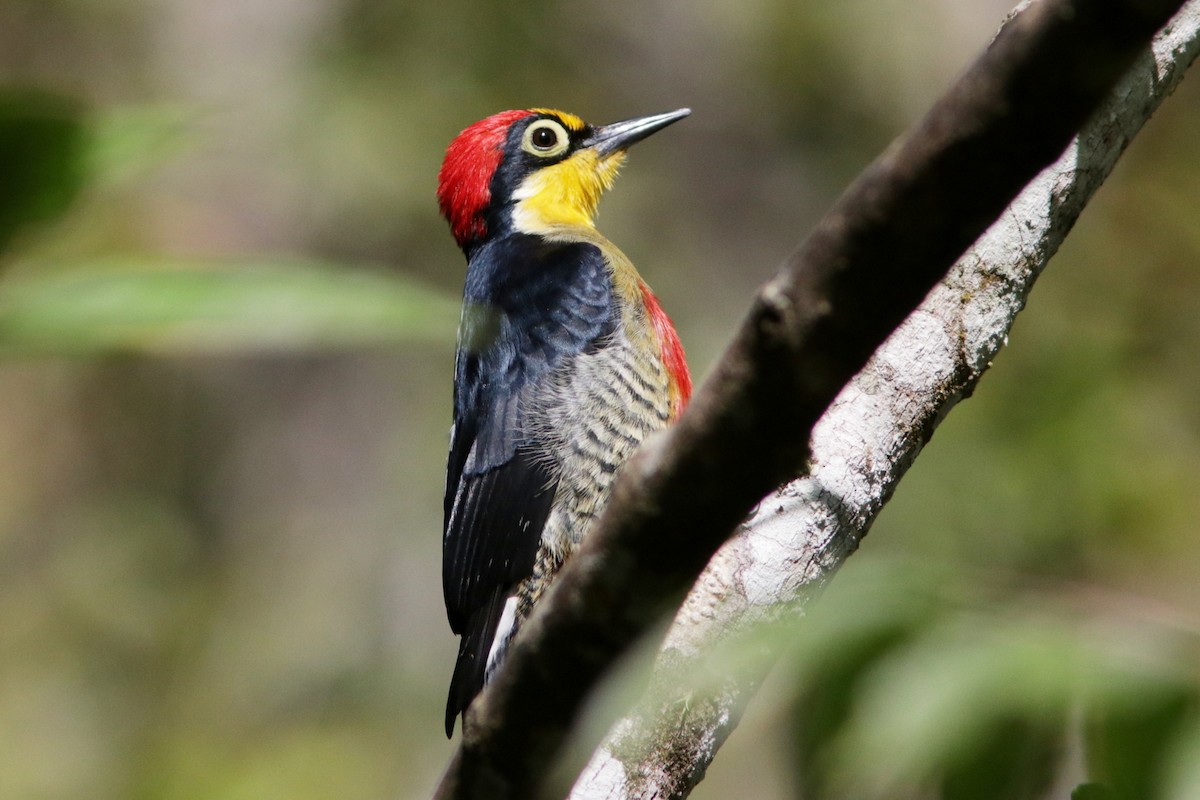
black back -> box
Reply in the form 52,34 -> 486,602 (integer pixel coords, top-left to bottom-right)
442,233 -> 615,735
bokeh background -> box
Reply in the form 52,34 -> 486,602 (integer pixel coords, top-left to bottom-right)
1,1 -> 1198,798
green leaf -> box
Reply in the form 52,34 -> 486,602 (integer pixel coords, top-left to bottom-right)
1085,683 -> 1198,800
939,715 -> 1061,800
823,618 -> 1082,796
789,561 -> 1198,800
86,105 -> 198,186
792,612 -> 925,800
0,258 -> 459,355
0,91 -> 88,253
1163,718 -> 1200,800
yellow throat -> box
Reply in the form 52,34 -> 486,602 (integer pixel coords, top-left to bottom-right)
511,148 -> 627,233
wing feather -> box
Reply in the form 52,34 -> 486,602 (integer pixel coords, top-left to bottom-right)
442,235 -> 614,732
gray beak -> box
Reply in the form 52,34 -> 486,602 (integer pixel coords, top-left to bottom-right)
582,108 -> 691,156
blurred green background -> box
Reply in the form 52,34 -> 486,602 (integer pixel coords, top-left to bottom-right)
1,1 -> 1197,798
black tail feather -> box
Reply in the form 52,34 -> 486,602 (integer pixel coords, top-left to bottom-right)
445,588 -> 509,737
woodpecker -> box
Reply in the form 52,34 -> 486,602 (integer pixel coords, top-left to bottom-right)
436,108 -> 692,736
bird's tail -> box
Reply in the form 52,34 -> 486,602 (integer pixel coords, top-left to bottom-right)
445,588 -> 511,737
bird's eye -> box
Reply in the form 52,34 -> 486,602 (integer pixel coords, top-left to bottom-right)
522,120 -> 570,157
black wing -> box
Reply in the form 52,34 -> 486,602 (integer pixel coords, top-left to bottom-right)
442,235 -> 614,735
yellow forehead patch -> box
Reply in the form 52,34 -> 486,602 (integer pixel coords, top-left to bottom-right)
530,108 -> 587,132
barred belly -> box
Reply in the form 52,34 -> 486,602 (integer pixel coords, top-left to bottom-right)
515,331 -> 671,621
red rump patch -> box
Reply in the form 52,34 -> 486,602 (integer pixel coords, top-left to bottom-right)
438,110 -> 533,247
639,281 -> 692,417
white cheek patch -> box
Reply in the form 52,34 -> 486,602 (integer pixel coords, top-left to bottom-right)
510,168 -> 545,203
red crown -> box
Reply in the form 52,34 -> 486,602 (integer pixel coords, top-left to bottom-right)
437,110 -> 534,246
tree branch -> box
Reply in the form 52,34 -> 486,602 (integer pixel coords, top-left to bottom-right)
571,3 -> 1200,796
433,1 -> 1194,797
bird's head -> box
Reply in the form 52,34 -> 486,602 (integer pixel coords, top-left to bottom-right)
437,107 -> 690,252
